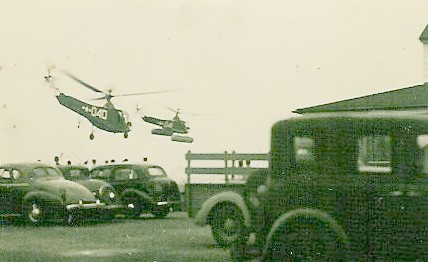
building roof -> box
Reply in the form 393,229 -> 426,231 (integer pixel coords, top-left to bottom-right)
420,24 -> 428,43
294,83 -> 428,114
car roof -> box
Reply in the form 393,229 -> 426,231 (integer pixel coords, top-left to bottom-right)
91,163 -> 162,169
58,165 -> 89,170
0,163 -> 56,172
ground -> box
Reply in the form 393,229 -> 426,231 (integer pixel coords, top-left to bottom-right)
0,212 -> 230,262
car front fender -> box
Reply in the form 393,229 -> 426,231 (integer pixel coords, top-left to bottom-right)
262,207 -> 350,258
23,191 -> 63,206
194,191 -> 251,228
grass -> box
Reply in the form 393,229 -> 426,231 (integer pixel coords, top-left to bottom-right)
0,212 -> 230,262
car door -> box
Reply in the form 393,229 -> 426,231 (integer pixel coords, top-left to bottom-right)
0,168 -> 14,215
0,168 -> 29,216
112,167 -> 137,194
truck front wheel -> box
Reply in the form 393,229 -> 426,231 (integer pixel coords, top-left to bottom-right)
211,204 -> 248,247
263,217 -> 348,261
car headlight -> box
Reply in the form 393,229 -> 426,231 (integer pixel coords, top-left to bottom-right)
109,192 -> 115,199
98,186 -> 116,204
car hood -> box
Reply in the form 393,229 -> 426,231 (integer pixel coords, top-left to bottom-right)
33,178 -> 96,204
75,179 -> 109,193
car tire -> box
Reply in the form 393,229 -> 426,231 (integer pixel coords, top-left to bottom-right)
211,204 -> 248,248
123,196 -> 143,218
152,207 -> 169,219
263,217 -> 348,262
25,201 -> 46,226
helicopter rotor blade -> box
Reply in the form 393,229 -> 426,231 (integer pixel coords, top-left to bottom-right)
89,96 -> 107,101
113,88 -> 183,98
165,106 -> 180,114
62,70 -> 104,94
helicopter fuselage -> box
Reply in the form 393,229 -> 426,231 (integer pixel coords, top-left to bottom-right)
56,93 -> 130,134
142,116 -> 189,134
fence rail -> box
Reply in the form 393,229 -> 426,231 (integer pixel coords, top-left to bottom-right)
185,150 -> 269,184
185,150 -> 269,217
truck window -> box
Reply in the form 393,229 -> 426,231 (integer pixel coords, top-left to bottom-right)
416,134 -> 428,175
294,136 -> 316,172
358,135 -> 391,173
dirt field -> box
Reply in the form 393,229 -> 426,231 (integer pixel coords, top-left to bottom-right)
0,212 -> 230,262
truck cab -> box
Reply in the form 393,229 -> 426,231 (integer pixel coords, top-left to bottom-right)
235,111 -> 428,261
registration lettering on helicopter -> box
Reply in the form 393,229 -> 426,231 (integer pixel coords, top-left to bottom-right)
81,105 -> 108,120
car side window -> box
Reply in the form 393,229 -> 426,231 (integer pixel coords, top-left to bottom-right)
115,168 -> 138,181
12,169 -> 21,180
0,169 -> 21,181
358,135 -> 391,173
92,169 -> 111,179
0,168 -> 11,180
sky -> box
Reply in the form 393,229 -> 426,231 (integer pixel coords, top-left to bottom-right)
1,0 -> 428,185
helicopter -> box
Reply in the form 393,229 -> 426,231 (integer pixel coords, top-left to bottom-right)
56,71 -> 177,140
142,108 -> 194,143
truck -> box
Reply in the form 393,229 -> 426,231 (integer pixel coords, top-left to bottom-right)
232,84 -> 428,261
185,151 -> 269,247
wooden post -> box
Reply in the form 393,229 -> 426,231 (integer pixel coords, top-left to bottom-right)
231,150 -> 236,180
224,150 -> 229,184
186,150 -> 192,217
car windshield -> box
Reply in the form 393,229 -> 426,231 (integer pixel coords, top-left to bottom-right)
147,167 -> 167,177
33,167 -> 62,179
62,168 -> 90,180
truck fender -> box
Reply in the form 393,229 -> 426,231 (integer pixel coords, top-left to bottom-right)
120,189 -> 154,206
262,208 -> 350,257
23,191 -> 63,206
194,191 -> 251,228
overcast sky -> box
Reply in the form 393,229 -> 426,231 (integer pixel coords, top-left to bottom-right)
1,0 -> 428,184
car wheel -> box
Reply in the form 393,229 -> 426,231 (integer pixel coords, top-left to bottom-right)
264,218 -> 348,262
211,204 -> 248,248
152,207 -> 169,219
124,197 -> 143,218
25,201 -> 46,225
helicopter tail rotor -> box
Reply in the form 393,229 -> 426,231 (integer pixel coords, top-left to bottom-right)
44,64 -> 60,92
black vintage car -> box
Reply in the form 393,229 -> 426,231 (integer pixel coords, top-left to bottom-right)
58,165 -> 120,207
0,163 -> 113,225
90,164 -> 181,218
